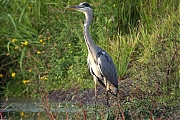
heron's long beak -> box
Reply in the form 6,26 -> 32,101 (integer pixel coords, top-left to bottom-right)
66,5 -> 80,10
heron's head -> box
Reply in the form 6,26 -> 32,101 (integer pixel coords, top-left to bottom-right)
67,2 -> 92,14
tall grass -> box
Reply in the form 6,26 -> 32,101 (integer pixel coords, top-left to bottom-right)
0,0 -> 179,119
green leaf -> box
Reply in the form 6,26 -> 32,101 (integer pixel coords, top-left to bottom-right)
20,47 -> 26,72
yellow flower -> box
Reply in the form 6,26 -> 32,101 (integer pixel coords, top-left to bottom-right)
0,74 -> 3,78
12,39 -> 16,43
24,41 -> 28,45
11,73 -> 16,77
23,80 -> 31,84
20,112 -> 25,117
39,39 -> 43,43
68,44 -> 71,46
43,42 -> 46,45
40,76 -> 48,80
21,41 -> 28,46
37,51 -> 41,54
113,4 -> 116,7
48,37 -> 51,40
28,69 -> 32,72
23,80 -> 26,84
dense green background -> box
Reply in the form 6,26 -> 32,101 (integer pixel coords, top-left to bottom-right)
0,0 -> 179,117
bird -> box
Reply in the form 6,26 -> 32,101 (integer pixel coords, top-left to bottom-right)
67,2 -> 118,106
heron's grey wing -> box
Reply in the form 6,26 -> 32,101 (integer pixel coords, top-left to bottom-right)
97,51 -> 118,88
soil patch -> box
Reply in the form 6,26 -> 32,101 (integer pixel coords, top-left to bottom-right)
48,79 -> 133,105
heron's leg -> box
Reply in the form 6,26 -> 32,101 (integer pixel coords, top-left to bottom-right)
104,78 -> 110,107
106,90 -> 110,107
93,76 -> 98,108
93,76 -> 98,115
95,82 -> 97,107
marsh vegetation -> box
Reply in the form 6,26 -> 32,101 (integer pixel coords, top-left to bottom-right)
0,0 -> 180,119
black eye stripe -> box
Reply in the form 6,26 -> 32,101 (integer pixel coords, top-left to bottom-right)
79,2 -> 91,8
83,3 -> 91,8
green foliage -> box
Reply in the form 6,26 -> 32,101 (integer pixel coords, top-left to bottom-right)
0,1 -> 179,118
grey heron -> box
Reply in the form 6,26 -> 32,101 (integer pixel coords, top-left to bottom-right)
67,2 -> 118,106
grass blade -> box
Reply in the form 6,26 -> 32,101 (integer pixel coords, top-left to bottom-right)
20,47 -> 26,72
7,14 -> 17,31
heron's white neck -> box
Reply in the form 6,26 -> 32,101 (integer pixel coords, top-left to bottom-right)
83,11 -> 96,53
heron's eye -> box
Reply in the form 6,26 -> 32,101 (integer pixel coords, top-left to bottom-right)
79,5 -> 85,8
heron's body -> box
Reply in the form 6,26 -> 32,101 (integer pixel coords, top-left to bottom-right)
67,2 -> 118,105
87,47 -> 118,94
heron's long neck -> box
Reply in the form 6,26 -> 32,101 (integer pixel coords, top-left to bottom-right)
84,12 -> 96,53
